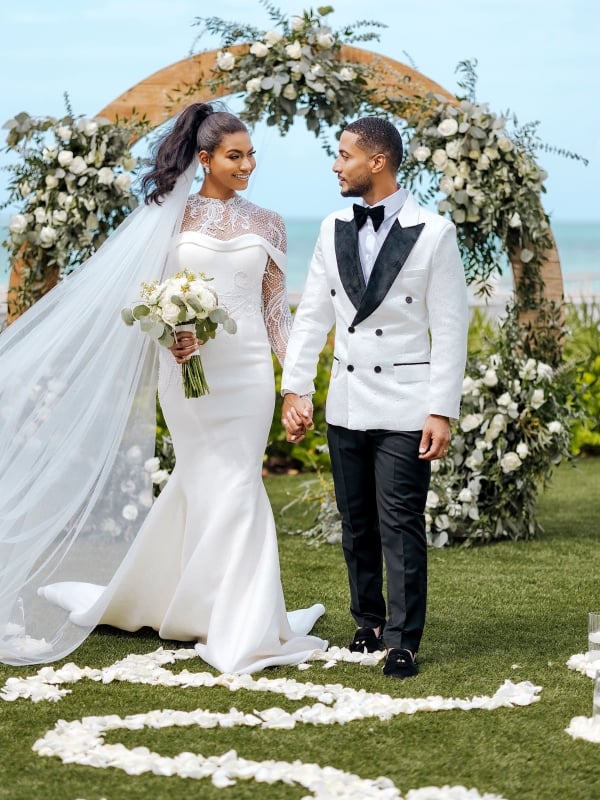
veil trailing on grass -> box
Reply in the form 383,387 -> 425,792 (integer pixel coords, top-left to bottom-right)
0,161 -> 197,665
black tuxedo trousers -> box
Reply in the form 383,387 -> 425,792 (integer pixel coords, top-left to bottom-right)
327,425 -> 431,653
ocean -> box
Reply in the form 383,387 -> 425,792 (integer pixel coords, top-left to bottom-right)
1,218 -> 599,303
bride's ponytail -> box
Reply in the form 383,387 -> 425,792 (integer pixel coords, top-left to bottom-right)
142,102 -> 247,205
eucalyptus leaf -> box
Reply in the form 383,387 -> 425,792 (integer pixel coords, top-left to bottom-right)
223,317 -> 238,335
208,308 -> 227,323
170,294 -> 187,308
147,321 -> 165,339
157,329 -> 175,347
121,307 -> 135,326
132,304 -> 151,320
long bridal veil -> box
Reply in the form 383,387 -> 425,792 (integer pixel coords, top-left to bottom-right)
0,162 -> 197,665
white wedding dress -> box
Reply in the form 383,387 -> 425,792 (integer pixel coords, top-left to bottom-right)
39,195 -> 327,674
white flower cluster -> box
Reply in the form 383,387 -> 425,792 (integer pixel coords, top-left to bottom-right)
3,110 -> 145,312
205,7 -> 375,138
426,335 -> 574,545
403,94 -> 552,296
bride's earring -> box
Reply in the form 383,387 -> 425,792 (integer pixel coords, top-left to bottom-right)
203,165 -> 211,175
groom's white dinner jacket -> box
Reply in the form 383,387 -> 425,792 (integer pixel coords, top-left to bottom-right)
282,192 -> 469,432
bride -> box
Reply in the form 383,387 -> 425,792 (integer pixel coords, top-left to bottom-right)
0,102 -> 326,672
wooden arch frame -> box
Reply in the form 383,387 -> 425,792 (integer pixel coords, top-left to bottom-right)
99,45 -> 564,310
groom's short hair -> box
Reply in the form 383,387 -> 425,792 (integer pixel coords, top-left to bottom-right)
344,117 -> 403,173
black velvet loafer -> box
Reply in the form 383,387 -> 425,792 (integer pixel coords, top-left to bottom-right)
382,647 -> 418,679
348,626 -> 383,653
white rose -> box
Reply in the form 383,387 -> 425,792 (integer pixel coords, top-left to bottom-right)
476,154 -> 491,170
548,421 -> 563,434
462,376 -> 478,395
413,145 -> 431,162
501,452 -> 522,473
460,413 -> 483,433
311,64 -> 325,77
440,175 -> 454,194
97,166 -> 115,185
122,156 -> 137,171
465,450 -> 485,469
435,514 -> 450,531
338,67 -> 356,81
45,175 -> 59,189
537,362 -> 553,380
497,136 -> 514,152
246,77 -> 263,93
42,146 -> 58,161
530,388 -> 545,409
115,173 -> 131,191
445,140 -> 462,159
197,287 -> 218,313
426,490 -> 440,508
317,32 -> 334,48
52,209 -> 67,223
151,469 -> 170,486
250,41 -> 269,57
431,149 -> 448,169
19,181 -> 32,197
497,392 -> 512,407
34,207 -> 47,224
81,120 -> 98,136
122,503 -> 138,521
56,125 -> 72,142
482,369 -> 498,387
38,226 -> 57,247
282,83 -> 298,100
453,175 -> 465,189
519,358 -> 537,380
458,488 -> 473,503
437,118 -> 459,136
516,442 -> 529,459
216,50 -> 235,71
264,29 -> 283,46
291,16 -> 304,30
508,212 -> 522,228
285,41 -> 303,59
452,208 -> 466,224
9,213 -> 28,234
69,156 -> 88,175
144,457 -> 161,473
57,150 -> 73,167
485,413 -> 506,442
161,302 -> 182,325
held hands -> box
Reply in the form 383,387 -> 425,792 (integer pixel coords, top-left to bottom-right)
418,414 -> 451,461
169,331 -> 203,364
281,393 -> 314,443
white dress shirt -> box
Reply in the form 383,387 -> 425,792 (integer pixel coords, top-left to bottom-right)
357,186 -> 408,282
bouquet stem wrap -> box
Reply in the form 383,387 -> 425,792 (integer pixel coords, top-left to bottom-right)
176,323 -> 210,398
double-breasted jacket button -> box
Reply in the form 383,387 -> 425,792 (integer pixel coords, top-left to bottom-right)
374,365 -> 382,373
330,289 -> 336,296
348,326 -> 355,333
347,365 -> 354,372
375,328 -> 383,336
405,296 -> 413,304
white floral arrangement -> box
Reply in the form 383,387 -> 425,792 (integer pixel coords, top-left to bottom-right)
191,3 -> 383,141
2,102 -> 147,314
121,269 -> 237,398
398,62 -> 586,302
425,309 -> 578,546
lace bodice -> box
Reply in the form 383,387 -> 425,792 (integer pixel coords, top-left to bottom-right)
180,195 -> 291,364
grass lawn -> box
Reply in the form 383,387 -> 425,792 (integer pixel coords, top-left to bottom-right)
1,458 -> 598,800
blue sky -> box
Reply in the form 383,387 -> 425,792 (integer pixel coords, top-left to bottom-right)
1,0 -> 598,221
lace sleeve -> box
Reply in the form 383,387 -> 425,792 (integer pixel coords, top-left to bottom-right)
262,257 -> 292,367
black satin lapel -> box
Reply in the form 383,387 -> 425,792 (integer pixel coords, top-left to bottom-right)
334,219 -> 365,311
352,221 -> 425,326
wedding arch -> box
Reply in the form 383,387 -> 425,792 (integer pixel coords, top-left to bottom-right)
96,43 -> 564,312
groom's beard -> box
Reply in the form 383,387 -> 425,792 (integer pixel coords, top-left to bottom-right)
340,174 -> 373,198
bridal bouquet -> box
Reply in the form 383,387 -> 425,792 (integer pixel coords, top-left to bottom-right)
121,269 -> 237,398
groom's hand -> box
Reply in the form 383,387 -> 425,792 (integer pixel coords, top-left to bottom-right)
282,393 -> 313,443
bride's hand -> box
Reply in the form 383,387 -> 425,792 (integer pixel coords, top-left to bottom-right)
169,331 -> 203,364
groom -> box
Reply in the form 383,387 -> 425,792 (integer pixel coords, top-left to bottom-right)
281,117 -> 468,679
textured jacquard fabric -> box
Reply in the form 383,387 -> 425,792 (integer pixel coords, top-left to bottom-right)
182,195 -> 291,365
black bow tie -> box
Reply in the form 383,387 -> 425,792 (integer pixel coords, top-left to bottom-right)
353,203 -> 385,232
